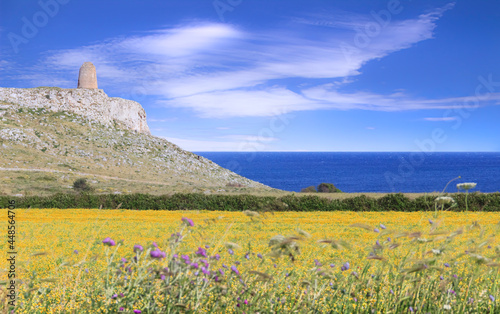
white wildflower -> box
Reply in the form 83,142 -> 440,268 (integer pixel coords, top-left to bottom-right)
443,304 -> 451,310
457,182 -> 477,191
435,196 -> 455,205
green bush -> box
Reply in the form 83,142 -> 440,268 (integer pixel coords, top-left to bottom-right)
300,186 -> 317,193
72,178 -> 94,193
317,182 -> 341,193
1,193 -> 500,211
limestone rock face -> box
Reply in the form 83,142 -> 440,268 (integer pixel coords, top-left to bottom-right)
77,62 -> 98,89
0,87 -> 150,134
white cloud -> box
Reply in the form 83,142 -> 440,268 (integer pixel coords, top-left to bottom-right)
423,117 -> 458,122
20,5 -> 475,118
161,86 -> 322,117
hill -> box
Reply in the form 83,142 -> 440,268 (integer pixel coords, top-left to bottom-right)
0,87 -> 275,196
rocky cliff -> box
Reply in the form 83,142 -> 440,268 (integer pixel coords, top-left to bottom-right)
0,87 -> 150,134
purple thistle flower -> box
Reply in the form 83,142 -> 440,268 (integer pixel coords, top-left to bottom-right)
244,299 -> 248,305
219,268 -> 225,276
133,310 -> 141,314
112,294 -> 118,299
244,253 -> 250,260
444,263 -> 450,267
181,217 -> 194,227
181,254 -> 190,264
235,261 -> 240,265
121,258 -> 127,263
469,298 -> 474,304
429,219 -> 433,224
380,224 -> 386,229
85,268 -> 89,273
133,244 -> 143,253
409,306 -> 414,312
330,263 -> 335,268
376,240 -> 380,246
200,259 -> 209,267
202,266 -> 210,275
205,245 -> 210,248
488,245 -> 492,249
119,293 -> 124,297
341,262 -> 350,271
150,248 -> 166,259
195,247 -> 207,257
390,289 -> 394,295
102,237 -> 116,246
190,262 -> 199,269
490,295 -> 495,302
314,259 -> 322,266
231,265 -> 240,275
74,250 -> 79,254
353,297 -> 357,302
387,237 -> 391,242
211,253 -> 220,261
228,249 -> 234,255
374,228 -> 380,233
119,307 -> 125,312
152,241 -> 158,248
440,275 -> 444,280
257,253 -> 263,259
160,274 -> 166,280
274,264 -> 277,268
453,274 -> 458,278
222,264 -> 228,269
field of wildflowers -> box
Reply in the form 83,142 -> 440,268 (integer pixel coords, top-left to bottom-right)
2,206 -> 500,313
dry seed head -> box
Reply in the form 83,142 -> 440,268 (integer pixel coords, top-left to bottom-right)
225,242 -> 241,250
31,252 -> 48,257
349,223 -> 373,231
296,228 -> 311,238
248,271 -> 273,280
40,278 -> 58,283
367,255 -> 386,261
243,210 -> 261,218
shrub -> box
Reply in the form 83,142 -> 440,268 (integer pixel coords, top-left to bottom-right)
300,186 -> 317,193
317,182 -> 341,193
72,178 -> 94,193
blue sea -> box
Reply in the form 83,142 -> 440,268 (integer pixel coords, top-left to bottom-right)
194,152 -> 500,193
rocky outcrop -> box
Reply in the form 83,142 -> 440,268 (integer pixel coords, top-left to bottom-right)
0,87 -> 150,134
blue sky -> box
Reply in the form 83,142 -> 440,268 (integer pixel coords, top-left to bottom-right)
1,0 -> 499,152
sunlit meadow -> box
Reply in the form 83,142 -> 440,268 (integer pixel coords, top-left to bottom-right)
2,208 -> 500,313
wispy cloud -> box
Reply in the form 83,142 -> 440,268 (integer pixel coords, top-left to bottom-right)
423,117 -> 458,122
16,5 -> 477,118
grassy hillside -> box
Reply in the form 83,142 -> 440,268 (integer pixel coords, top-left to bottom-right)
0,99 -> 275,196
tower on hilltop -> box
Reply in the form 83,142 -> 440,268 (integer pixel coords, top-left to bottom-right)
77,62 -> 98,89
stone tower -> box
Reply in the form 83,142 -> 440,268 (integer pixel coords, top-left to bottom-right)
77,62 -> 98,89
